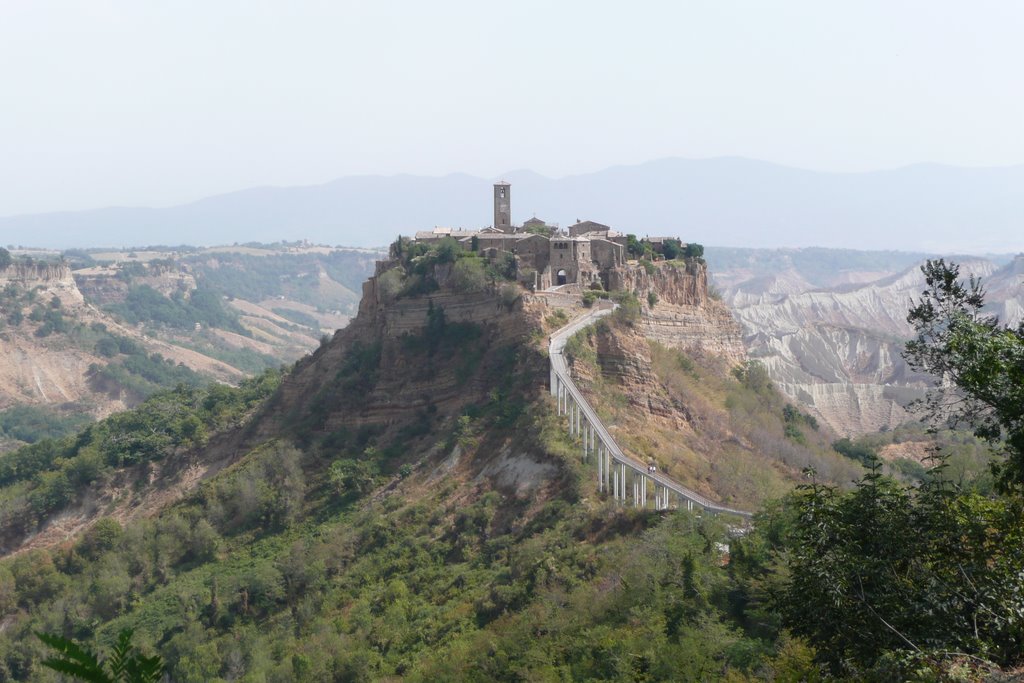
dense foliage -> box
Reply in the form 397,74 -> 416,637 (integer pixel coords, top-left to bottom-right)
183,250 -> 376,314
0,370 -> 280,544
386,236 -> 519,299
905,258 -> 1024,491
0,405 -> 93,445
0,258 -> 1021,681
783,463 -> 1024,678
108,285 -> 246,335
87,332 -> 206,403
773,260 -> 1024,678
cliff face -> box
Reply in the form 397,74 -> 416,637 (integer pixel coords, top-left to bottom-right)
260,264 -> 546,445
716,254 -> 1023,436
611,260 -> 746,366
0,263 -> 84,308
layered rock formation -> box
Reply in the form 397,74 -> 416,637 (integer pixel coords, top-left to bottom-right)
715,252 -> 1023,436
0,262 -> 84,308
610,260 -> 746,365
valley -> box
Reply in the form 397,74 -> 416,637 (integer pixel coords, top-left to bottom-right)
709,247 -> 1024,435
0,234 -> 1016,681
0,243 -> 382,453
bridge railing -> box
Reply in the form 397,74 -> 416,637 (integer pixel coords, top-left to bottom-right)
549,308 -> 751,520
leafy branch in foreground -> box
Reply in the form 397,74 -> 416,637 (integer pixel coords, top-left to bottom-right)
905,258 -> 1024,491
36,629 -> 164,683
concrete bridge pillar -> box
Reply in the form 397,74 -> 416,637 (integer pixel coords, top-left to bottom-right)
620,463 -> 627,503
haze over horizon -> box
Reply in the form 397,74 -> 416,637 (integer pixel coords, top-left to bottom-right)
2,1 -> 1023,223
1,157 -> 1021,254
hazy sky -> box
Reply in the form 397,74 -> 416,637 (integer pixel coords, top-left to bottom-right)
1,1 -> 1022,216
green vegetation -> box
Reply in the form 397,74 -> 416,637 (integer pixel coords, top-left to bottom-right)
0,370 -> 280,538
781,403 -> 818,444
37,629 -> 164,682
0,405 -> 92,445
0,259 -> 1020,680
781,463 -> 1024,679
831,436 -> 877,466
87,332 -> 207,402
832,422 -> 995,488
388,236 -> 519,298
0,248 -> 11,269
108,285 -> 246,335
581,289 -> 610,308
0,391 -> 810,681
181,249 -> 375,313
905,258 -> 1024,491
611,290 -> 641,326
625,235 -> 704,262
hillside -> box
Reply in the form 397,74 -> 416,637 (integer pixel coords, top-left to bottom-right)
0,245 -> 867,680
0,245 -> 381,454
3,158 -> 1023,252
710,248 -> 1024,435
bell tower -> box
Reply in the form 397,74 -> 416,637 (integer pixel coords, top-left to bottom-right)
493,181 -> 511,233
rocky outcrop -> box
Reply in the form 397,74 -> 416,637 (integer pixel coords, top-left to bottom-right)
73,267 -> 196,306
261,265 -> 545,441
718,254 -> 1022,436
610,260 -> 747,365
0,263 -> 83,307
592,328 -> 677,418
641,302 -> 746,366
608,259 -> 707,306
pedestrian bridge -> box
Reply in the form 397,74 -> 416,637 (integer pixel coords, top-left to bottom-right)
549,304 -> 752,519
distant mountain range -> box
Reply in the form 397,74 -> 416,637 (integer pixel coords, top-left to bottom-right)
1,157 -> 1022,252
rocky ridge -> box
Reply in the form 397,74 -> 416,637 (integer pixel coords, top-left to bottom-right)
716,252 -> 1023,435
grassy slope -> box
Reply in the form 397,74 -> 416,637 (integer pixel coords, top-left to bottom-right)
565,318 -> 862,509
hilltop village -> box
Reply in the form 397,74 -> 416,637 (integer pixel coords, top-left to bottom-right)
409,182 -> 698,290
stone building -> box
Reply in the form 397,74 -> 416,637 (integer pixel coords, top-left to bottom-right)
412,182 -> 627,289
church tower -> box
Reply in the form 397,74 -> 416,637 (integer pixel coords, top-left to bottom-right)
493,181 -> 511,233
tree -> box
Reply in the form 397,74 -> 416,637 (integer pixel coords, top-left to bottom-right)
625,234 -> 643,258
36,629 -> 164,682
661,239 -> 681,260
683,243 -> 704,259
0,247 -> 11,269
905,259 -> 1024,490
782,463 -> 1024,676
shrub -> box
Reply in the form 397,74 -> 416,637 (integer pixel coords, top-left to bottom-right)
684,243 -> 704,259
500,283 -> 521,308
452,257 -> 487,293
377,267 -> 405,299
832,437 -> 878,465
611,291 -> 641,326
647,291 -> 658,308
